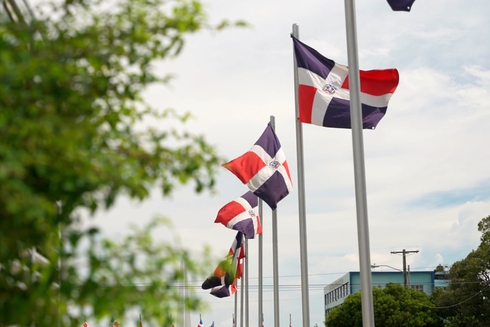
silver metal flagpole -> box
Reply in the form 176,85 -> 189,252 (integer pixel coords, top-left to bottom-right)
291,24 -> 310,327
245,238 -> 249,327
184,266 -> 191,327
343,1 -> 375,326
234,291 -> 238,327
269,115 -> 280,327
240,276 -> 244,327
258,199 -> 263,327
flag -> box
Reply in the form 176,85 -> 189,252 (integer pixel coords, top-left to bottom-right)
222,124 -> 293,210
209,322 -> 215,327
232,315 -> 235,327
197,318 -> 203,327
83,321 -> 89,327
387,0 -> 415,11
215,191 -> 262,239
202,232 -> 245,297
292,36 -> 399,130
112,320 -> 120,327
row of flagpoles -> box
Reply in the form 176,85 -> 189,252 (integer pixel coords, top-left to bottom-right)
81,1 -> 412,326
200,17 -> 400,327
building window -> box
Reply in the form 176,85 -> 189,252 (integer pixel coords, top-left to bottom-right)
410,284 -> 424,292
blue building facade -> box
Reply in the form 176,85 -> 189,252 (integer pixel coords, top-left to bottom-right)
324,271 -> 436,315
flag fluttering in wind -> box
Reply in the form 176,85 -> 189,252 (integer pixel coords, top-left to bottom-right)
292,36 -> 399,130
202,231 -> 245,297
215,191 -> 262,239
387,0 -> 415,11
197,317 -> 203,327
222,124 -> 293,210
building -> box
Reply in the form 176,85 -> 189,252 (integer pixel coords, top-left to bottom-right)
324,271 -> 437,316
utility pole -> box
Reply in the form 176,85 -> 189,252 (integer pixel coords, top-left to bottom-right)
390,249 -> 419,287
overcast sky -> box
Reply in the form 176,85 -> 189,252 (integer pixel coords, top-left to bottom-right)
83,0 -> 490,326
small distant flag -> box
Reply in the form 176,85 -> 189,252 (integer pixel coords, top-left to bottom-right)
387,0 -> 415,12
215,191 -> 262,239
232,314 -> 235,327
262,314 -> 264,327
223,124 -> 293,210
202,232 -> 245,297
209,322 -> 215,327
292,36 -> 399,130
197,317 -> 203,327
83,321 -> 89,327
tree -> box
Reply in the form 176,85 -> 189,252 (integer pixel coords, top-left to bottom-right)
326,283 -> 443,327
431,215 -> 490,327
0,0 -> 244,325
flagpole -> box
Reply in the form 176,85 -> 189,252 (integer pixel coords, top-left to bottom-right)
269,115 -> 280,327
258,199 -> 263,327
291,24 -> 310,327
343,1 -> 375,326
244,238 -> 249,327
240,277 -> 244,327
234,291 -> 238,327
184,265 -> 191,327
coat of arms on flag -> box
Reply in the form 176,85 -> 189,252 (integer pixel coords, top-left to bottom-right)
215,191 -> 262,239
223,124 -> 293,210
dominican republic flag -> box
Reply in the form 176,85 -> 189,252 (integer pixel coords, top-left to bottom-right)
292,36 -> 399,130
201,232 -> 245,297
197,318 -> 203,327
223,124 -> 293,210
215,191 -> 262,239
387,0 -> 415,11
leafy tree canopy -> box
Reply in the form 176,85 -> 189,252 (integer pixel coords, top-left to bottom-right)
326,283 -> 443,327
431,214 -> 490,327
0,0 -> 245,325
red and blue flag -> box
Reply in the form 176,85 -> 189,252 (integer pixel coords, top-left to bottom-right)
292,36 -> 399,130
223,124 -> 293,210
202,232 -> 245,298
215,191 -> 262,239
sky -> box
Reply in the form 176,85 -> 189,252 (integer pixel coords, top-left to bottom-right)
82,0 -> 490,326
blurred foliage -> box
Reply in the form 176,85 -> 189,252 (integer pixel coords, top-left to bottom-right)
0,0 -> 245,325
325,283 -> 442,327
431,214 -> 490,327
